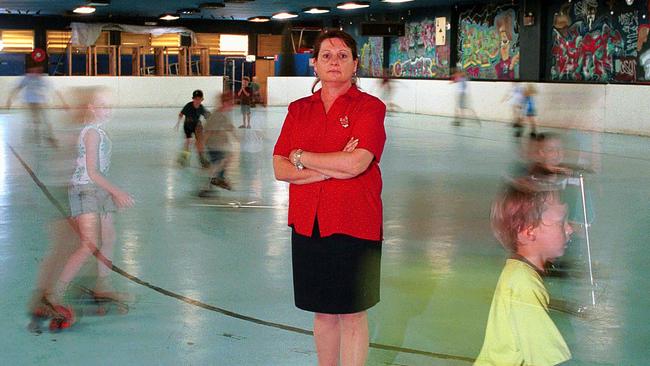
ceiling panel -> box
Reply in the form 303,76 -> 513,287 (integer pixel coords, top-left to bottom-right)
0,0 -> 489,20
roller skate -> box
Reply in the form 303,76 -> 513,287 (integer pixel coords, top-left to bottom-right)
513,122 -> 523,137
74,285 -> 131,316
28,295 -> 75,333
210,177 -> 232,191
46,136 -> 59,148
198,189 -> 214,198
177,150 -> 190,167
199,154 -> 211,169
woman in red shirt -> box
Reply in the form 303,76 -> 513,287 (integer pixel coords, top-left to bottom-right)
273,30 -> 386,366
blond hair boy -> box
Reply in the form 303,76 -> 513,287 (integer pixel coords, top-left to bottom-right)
475,181 -> 573,365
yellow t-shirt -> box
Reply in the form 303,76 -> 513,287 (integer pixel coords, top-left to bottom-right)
474,259 -> 571,366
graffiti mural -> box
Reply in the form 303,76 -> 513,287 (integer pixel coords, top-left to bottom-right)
358,37 -> 384,77
639,23 -> 650,80
389,17 -> 450,78
458,4 -> 520,80
636,0 -> 650,81
550,0 -> 648,82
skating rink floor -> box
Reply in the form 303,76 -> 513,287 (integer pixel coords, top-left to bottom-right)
1,106 -> 648,365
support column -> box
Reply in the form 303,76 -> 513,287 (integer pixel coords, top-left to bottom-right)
519,0 -> 544,81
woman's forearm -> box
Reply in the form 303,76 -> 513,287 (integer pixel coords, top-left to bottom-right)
300,150 -> 373,179
273,156 -> 329,185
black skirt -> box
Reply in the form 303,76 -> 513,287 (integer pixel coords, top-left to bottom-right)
291,220 -> 382,314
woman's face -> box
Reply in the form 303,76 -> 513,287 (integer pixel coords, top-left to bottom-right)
314,38 -> 358,84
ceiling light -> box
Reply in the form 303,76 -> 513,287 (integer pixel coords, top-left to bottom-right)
178,8 -> 200,15
73,6 -> 96,14
247,16 -> 271,22
336,1 -> 370,10
87,0 -> 111,6
160,13 -> 180,20
303,7 -> 331,14
381,0 -> 414,3
272,11 -> 298,20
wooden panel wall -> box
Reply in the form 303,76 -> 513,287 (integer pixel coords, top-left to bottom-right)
254,59 -> 275,105
257,34 -> 282,57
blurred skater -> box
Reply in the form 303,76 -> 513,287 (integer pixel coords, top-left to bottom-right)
451,68 -> 480,126
379,69 -> 399,112
6,64 -> 68,146
199,92 -> 237,196
522,84 -> 539,138
502,82 -> 525,137
30,87 -> 135,330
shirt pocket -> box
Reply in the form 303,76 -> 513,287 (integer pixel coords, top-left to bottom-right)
323,112 -> 355,151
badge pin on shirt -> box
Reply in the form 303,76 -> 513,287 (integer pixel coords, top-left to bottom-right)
339,116 -> 349,128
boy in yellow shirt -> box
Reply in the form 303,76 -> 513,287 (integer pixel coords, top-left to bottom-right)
475,180 -> 573,365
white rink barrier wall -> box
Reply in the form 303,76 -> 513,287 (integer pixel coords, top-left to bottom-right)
0,76 -> 224,109
267,76 -> 650,137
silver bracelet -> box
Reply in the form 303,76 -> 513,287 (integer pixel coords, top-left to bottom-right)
293,149 -> 304,170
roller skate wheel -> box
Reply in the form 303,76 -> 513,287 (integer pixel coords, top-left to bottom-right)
49,318 -> 64,331
96,306 -> 107,316
48,305 -> 75,331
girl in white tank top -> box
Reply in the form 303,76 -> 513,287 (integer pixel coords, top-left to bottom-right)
43,87 -> 134,317
71,124 -> 112,185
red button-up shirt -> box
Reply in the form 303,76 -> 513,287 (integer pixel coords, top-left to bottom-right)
274,85 -> 387,241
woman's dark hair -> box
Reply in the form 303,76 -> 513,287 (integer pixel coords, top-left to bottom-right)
312,29 -> 359,62
311,29 -> 359,93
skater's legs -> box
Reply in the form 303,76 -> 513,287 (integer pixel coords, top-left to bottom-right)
525,115 -> 538,136
52,213 -> 100,302
28,104 -> 42,142
34,219 -> 79,293
183,138 -> 192,152
28,103 -> 57,145
195,125 -> 205,155
194,126 -> 210,167
97,213 -> 115,278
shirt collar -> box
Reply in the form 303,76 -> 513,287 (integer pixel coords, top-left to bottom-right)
310,83 -> 361,102
509,253 -> 546,276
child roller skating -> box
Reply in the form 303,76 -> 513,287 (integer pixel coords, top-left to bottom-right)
175,89 -> 210,168
198,93 -> 237,197
28,87 -> 134,332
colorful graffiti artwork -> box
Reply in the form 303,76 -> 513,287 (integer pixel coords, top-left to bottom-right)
458,5 -> 520,80
389,17 -> 450,78
639,24 -> 650,80
358,37 -> 384,78
550,0 -> 647,82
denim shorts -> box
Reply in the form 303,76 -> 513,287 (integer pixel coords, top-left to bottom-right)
68,184 -> 116,217
207,150 -> 227,164
241,104 -> 251,115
